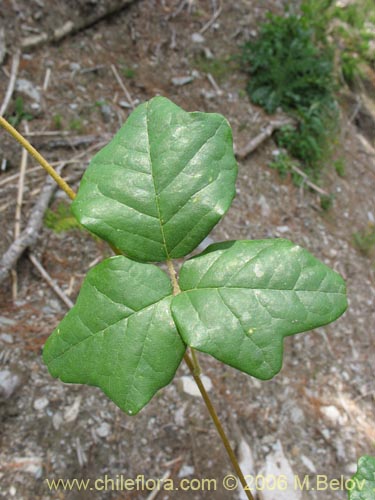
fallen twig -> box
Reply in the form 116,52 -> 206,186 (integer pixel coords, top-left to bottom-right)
111,64 -> 135,109
28,253 -> 74,309
21,0 -> 137,50
12,122 -> 30,298
32,133 -> 111,150
200,3 -> 222,34
0,166 -> 63,284
290,165 -> 329,196
0,49 -> 21,117
235,119 -> 294,160
207,73 -> 223,96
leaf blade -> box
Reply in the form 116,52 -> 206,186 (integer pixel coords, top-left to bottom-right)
71,96 -> 237,262
348,456 -> 375,500
172,239 -> 347,379
43,256 -> 186,415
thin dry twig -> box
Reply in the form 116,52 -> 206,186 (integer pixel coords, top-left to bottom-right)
235,119 -> 294,160
200,2 -> 222,34
207,73 -> 223,95
0,166 -> 41,188
110,64 -> 135,109
146,470 -> 172,500
21,0 -> 136,49
0,165 -> 64,284
12,122 -> 30,298
290,165 -> 329,196
28,253 -> 74,309
0,49 -> 21,117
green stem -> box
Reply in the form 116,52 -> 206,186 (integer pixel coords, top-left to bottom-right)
184,352 -> 253,500
0,116 -> 76,201
166,259 -> 253,500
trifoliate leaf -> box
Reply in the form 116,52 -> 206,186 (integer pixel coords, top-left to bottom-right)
348,456 -> 375,500
71,96 -> 237,262
172,239 -> 347,379
43,256 -> 186,415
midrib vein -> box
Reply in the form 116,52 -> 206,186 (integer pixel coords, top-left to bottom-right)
146,102 -> 169,258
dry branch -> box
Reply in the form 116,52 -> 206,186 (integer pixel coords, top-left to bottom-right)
21,0 -> 137,50
0,50 -> 20,117
28,253 -> 74,309
235,119 -> 294,160
0,166 -> 63,284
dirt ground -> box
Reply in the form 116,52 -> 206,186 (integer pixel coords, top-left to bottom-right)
0,1 -> 374,499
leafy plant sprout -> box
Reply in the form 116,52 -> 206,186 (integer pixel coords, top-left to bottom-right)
0,97 -> 348,500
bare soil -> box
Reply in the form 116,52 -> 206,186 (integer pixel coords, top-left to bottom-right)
0,1 -> 374,499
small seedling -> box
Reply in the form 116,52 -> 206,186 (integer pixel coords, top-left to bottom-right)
8,96 -> 34,128
0,97 -> 348,499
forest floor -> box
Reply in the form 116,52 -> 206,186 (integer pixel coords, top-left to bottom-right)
0,1 -> 374,499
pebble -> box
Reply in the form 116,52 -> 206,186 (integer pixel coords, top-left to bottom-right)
15,78 -> 41,104
33,396 -> 49,411
178,465 -> 195,478
0,316 -> 16,326
64,396 -> 82,423
0,370 -> 22,399
0,333 -> 14,344
259,440 -> 302,500
290,407 -> 304,424
191,32 -> 205,43
171,75 -> 194,86
300,454 -> 317,473
276,225 -> 290,234
96,422 -> 111,438
258,195 -> 271,218
179,375 -> 212,397
320,405 -> 345,425
52,411 -> 63,431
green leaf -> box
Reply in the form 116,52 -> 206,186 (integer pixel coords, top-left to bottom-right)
172,239 -> 347,380
348,456 -> 375,499
43,256 -> 186,415
71,96 -> 237,262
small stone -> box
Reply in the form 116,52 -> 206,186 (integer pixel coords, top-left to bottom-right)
258,195 -> 271,218
119,100 -> 132,109
52,411 -> 63,431
178,465 -> 195,478
0,370 -> 21,399
290,407 -> 304,424
96,422 -> 111,438
321,405 -> 344,425
191,32 -> 205,43
15,79 -> 41,104
179,375 -> 212,397
0,316 -> 16,326
259,441 -> 302,500
33,396 -> 49,411
196,236 -> 215,252
0,333 -> 14,344
276,225 -> 290,234
171,75 -> 194,86
64,396 -> 81,423
300,455 -> 316,473
0,27 -> 5,65
100,103 -> 113,123
203,47 -> 214,59
69,62 -> 81,72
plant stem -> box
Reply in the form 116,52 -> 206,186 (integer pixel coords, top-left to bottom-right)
0,117 -> 123,256
0,116 -> 76,200
184,352 -> 253,500
167,259 -> 253,500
